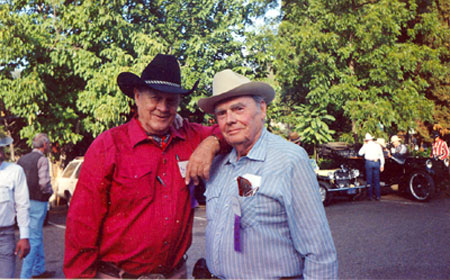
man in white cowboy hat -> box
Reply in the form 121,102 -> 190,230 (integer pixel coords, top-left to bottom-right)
389,135 -> 407,164
196,70 -> 337,279
0,134 -> 30,278
358,133 -> 385,201
64,54 -> 225,279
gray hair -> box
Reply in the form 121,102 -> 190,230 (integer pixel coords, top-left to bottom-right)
32,133 -> 50,148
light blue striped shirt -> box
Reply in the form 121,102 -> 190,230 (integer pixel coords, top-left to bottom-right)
205,128 -> 338,279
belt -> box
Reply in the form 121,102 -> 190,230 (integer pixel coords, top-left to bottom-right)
366,159 -> 379,162
98,255 -> 187,279
0,225 -> 15,231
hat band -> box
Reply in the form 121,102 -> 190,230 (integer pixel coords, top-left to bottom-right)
145,80 -> 181,88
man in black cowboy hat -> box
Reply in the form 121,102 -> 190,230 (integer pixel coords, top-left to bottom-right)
0,134 -> 30,278
64,54 -> 223,278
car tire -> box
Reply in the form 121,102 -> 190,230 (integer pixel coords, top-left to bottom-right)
318,181 -> 333,206
407,171 -> 435,202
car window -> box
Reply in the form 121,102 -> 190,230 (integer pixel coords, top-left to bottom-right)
75,163 -> 83,179
62,162 -> 79,178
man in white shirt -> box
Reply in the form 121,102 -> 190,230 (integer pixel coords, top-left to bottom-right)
0,135 -> 30,278
359,133 -> 385,201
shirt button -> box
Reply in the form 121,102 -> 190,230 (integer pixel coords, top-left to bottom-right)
165,217 -> 169,220
164,241 -> 168,245
163,173 -> 166,176
176,220 -> 180,224
164,195 -> 168,199
134,175 -> 138,178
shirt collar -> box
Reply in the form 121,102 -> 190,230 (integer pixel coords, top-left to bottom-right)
32,148 -> 44,155
226,127 -> 268,165
129,117 -> 186,148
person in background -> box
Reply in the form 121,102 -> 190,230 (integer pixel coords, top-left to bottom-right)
17,133 -> 55,279
431,131 -> 449,161
359,133 -> 384,201
64,54 -> 224,279
0,135 -> 30,278
196,69 -> 337,279
389,135 -> 408,165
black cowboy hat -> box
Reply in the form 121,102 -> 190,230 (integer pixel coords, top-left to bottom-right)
117,54 -> 199,98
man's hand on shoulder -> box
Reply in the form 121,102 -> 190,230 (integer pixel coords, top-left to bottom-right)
185,135 -> 220,185
15,238 -> 30,259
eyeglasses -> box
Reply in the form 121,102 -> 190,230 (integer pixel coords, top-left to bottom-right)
237,176 -> 258,197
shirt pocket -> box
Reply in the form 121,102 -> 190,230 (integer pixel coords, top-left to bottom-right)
114,164 -> 156,203
0,184 -> 12,204
239,192 -> 280,229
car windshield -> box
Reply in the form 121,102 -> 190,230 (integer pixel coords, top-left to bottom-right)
75,163 -> 82,178
62,162 -> 80,178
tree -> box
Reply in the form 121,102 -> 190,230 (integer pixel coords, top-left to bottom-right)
272,0 -> 445,143
0,0 -> 277,159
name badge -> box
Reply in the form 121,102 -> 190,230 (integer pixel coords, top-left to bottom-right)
177,160 -> 188,178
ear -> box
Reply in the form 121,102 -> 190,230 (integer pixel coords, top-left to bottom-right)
134,88 -> 140,101
260,100 -> 267,119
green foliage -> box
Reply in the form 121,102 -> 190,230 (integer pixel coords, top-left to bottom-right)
272,0 -> 446,143
0,0 -> 276,157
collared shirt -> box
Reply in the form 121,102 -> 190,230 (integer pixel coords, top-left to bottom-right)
64,118 -> 220,278
0,161 -> 30,239
358,141 -> 385,167
33,149 -> 53,194
431,138 -> 449,160
205,128 -> 338,279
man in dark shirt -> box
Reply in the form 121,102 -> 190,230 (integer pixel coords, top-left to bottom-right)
17,133 -> 54,279
64,54 -> 222,278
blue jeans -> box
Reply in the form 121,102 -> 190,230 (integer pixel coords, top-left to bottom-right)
365,160 -> 381,199
0,225 -> 16,278
20,200 -> 48,278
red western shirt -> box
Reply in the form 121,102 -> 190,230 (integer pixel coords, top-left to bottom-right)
63,118 -> 220,278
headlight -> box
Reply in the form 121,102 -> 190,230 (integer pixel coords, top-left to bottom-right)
328,172 -> 334,179
426,159 -> 433,169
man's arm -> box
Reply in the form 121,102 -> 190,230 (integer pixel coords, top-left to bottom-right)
14,166 -> 31,259
14,166 -> 30,240
37,156 -> 53,194
185,135 -> 221,185
63,137 -> 112,278
285,151 -> 338,279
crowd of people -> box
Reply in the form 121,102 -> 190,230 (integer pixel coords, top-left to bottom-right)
1,53 -> 448,279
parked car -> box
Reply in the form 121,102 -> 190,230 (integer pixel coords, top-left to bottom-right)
50,157 -> 83,207
311,159 -> 366,206
319,142 -> 450,202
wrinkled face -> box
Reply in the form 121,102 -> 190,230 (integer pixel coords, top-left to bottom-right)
214,96 -> 266,155
135,88 -> 180,135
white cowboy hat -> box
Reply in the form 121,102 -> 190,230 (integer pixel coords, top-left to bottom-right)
198,69 -> 275,114
390,135 -> 401,143
0,135 -> 13,147
364,133 -> 374,141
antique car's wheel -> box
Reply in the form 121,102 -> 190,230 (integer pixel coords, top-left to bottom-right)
407,171 -> 435,202
318,181 -> 333,206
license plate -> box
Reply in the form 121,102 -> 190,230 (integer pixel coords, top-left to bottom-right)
347,188 -> 357,195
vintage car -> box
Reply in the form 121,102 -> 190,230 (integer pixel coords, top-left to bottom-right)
310,159 -> 365,206
319,142 -> 450,202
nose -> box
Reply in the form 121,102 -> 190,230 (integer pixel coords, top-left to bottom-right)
225,111 -> 236,124
156,99 -> 170,112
